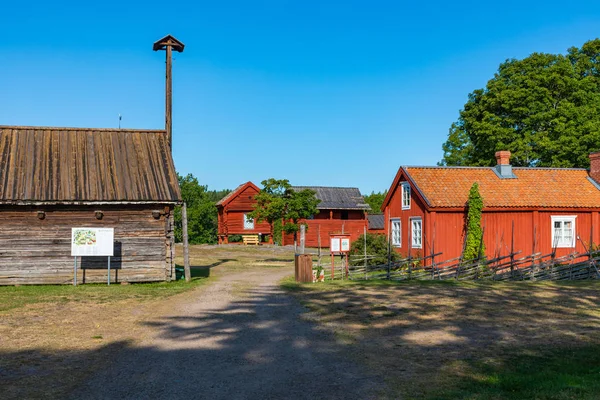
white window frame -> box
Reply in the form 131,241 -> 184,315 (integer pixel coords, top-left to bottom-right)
390,218 -> 401,247
551,216 -> 576,248
401,182 -> 411,210
243,213 -> 255,230
411,217 -> 422,249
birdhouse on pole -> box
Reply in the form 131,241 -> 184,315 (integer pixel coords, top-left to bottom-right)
153,35 -> 185,151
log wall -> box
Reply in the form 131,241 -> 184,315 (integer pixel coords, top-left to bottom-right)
0,204 -> 175,285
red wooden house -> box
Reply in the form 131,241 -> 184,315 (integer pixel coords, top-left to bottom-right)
282,186 -> 371,247
216,182 -> 272,244
217,183 -> 371,247
382,151 -> 600,263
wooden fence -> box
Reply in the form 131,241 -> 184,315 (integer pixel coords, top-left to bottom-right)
318,250 -> 600,282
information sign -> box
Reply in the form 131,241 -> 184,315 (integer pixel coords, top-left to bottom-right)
341,238 -> 350,252
71,228 -> 114,256
330,237 -> 341,252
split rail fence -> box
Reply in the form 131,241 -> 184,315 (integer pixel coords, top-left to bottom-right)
316,250 -> 600,282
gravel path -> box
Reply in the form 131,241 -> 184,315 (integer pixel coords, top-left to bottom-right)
68,267 -> 386,399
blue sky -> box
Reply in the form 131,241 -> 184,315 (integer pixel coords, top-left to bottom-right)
2,1 -> 600,194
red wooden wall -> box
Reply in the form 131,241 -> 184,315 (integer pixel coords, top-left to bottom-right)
282,216 -> 368,248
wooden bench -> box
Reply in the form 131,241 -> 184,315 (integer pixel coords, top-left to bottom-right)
242,235 -> 260,245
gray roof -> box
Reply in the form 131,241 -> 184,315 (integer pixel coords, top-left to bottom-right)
368,214 -> 385,230
291,186 -> 370,210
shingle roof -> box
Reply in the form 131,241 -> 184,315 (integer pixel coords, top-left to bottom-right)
216,181 -> 258,207
403,166 -> 600,209
0,126 -> 181,203
292,186 -> 370,210
368,214 -> 385,230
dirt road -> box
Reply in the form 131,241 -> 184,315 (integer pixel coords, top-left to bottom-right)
68,266 -> 386,399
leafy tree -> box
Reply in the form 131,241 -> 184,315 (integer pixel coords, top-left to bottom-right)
463,183 -> 485,261
247,178 -> 320,244
441,39 -> 600,167
174,173 -> 230,245
363,190 -> 388,213
349,233 -> 401,266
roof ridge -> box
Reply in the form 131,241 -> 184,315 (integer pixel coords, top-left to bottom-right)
0,125 -> 166,133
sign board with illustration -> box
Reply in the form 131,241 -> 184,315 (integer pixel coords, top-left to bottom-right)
330,234 -> 351,253
71,228 -> 114,256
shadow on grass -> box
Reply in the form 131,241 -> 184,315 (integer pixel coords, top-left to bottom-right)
281,277 -> 600,399
434,346 -> 600,400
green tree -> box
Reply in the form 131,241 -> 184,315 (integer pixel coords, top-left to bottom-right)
440,39 -> 600,167
363,190 -> 388,213
174,173 -> 229,244
247,178 -> 320,244
463,183 -> 485,261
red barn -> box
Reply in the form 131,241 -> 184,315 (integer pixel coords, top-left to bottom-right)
217,183 -> 371,247
216,182 -> 272,244
282,186 -> 370,247
382,151 -> 600,263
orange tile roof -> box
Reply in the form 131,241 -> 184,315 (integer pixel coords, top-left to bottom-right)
404,167 -> 600,209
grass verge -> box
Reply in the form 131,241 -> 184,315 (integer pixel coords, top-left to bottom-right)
0,277 -> 210,313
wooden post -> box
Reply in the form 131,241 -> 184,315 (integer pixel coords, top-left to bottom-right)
182,202 -> 191,282
153,35 -> 185,150
165,44 -> 172,149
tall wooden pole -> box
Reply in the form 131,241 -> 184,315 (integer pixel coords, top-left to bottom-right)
182,202 -> 191,282
165,44 -> 172,150
154,35 -> 183,149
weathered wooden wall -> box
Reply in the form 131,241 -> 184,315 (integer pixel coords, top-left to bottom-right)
0,205 -> 174,285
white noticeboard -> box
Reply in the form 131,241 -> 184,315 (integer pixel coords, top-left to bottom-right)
71,228 -> 114,256
330,237 -> 341,252
341,238 -> 350,252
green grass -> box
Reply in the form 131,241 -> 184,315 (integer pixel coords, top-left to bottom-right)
0,277 -> 210,313
431,346 -> 600,400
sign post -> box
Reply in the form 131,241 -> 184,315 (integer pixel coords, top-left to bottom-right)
330,234 -> 351,280
71,228 -> 115,285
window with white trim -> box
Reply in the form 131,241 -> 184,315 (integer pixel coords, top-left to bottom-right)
401,182 -> 411,210
411,218 -> 422,249
391,219 -> 401,247
243,214 -> 255,230
551,216 -> 576,248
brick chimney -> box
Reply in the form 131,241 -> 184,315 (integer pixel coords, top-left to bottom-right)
494,150 -> 516,179
589,152 -> 600,183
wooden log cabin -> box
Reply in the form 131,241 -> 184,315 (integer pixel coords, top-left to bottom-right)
381,150 -> 600,263
0,126 -> 181,285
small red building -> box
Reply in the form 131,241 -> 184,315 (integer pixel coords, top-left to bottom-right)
382,151 -> 600,262
216,182 -> 272,244
367,214 -> 385,235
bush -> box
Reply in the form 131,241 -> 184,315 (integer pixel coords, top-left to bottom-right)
349,234 -> 401,267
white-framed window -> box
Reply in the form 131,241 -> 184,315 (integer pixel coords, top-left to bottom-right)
243,214 -> 255,230
551,216 -> 576,248
401,182 -> 411,210
411,218 -> 422,249
391,218 -> 401,247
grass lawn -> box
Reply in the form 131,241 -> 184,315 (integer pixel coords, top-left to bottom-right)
0,277 -> 209,313
282,278 -> 600,399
